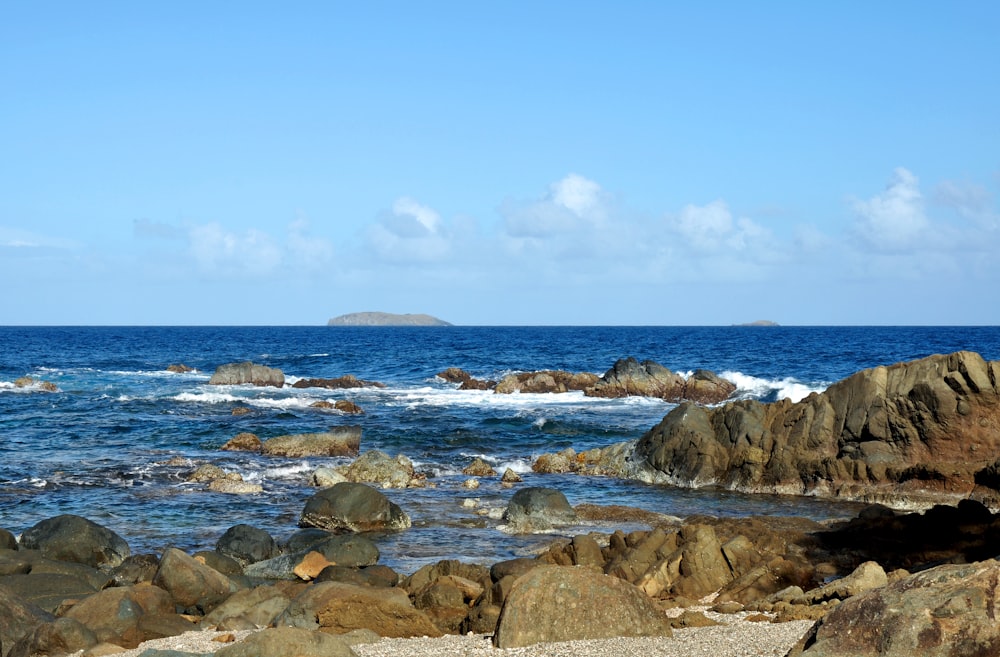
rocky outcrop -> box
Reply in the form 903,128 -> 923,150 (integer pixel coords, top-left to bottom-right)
292,375 -> 385,390
633,351 -> 1000,507
586,357 -> 736,404
787,559 -> 1000,657
492,565 -> 673,648
327,312 -> 452,327
261,427 -> 362,458
299,482 -> 411,533
208,362 -> 284,387
341,450 -> 421,489
494,370 -> 600,394
436,368 -> 495,390
502,487 -> 577,533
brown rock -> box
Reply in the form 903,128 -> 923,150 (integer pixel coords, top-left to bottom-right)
166,364 -> 193,373
292,375 -> 385,389
334,400 -> 364,414
152,548 -> 237,614
208,362 -> 284,388
585,358 -> 735,404
221,433 -> 262,452
494,370 -> 599,394
492,565 -> 672,648
462,458 -> 497,477
261,427 -> 361,458
437,368 -> 495,390
294,551 -> 335,581
62,584 -> 176,648
214,626 -> 354,657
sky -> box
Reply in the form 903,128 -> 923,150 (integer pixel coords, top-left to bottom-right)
2,2 -> 998,326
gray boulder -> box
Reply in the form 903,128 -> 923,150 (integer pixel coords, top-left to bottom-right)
492,565 -> 673,648
7,617 -> 97,657
216,525 -> 281,567
300,482 -> 411,533
585,357 -> 735,404
208,362 -> 284,387
342,450 -> 416,488
502,487 -> 577,533
152,548 -> 238,614
244,534 -> 380,580
19,515 -> 130,569
0,586 -> 54,657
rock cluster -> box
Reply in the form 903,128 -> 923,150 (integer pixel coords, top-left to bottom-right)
292,375 -> 385,390
437,357 -> 737,404
208,362 -> 285,388
632,351 -> 1000,506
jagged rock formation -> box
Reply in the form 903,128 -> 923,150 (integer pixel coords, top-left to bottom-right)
632,351 -> 1000,507
327,312 -> 452,326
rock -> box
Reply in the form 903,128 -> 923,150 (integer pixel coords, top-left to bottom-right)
462,458 -> 497,476
261,427 -> 361,458
300,483 -> 411,533
793,561 -> 888,605
585,357 -> 735,404
165,364 -> 193,373
328,312 -> 451,327
276,581 -> 442,638
214,626 -> 355,657
13,376 -> 58,392
494,370 -> 600,394
673,523 -> 733,599
502,487 -> 577,533
532,441 -> 634,477
492,565 -> 673,648
247,534 -> 381,579
335,400 -> 364,414
401,560 -> 491,597
216,525 -> 280,567
314,565 -> 399,588
19,515 -> 131,569
208,478 -> 262,494
0,571 -> 101,613
341,450 -> 416,488
200,584 -> 294,630
62,583 -> 177,648
152,548 -> 238,614
436,368 -> 494,390
108,554 -> 161,587
787,559 -> 1000,657
220,433 -> 262,452
231,407 -> 252,416
293,552 -> 335,581
187,464 -> 228,483
0,528 -> 17,550
291,375 -> 385,389
6,617 -> 97,657
463,478 -> 480,489
500,468 -> 522,483
208,362 -> 284,388
311,467 -> 347,488
633,351 -> 1000,506
0,585 -> 54,657
194,551 -> 243,577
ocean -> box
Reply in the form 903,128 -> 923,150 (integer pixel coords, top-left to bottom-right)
2,325 -> 999,574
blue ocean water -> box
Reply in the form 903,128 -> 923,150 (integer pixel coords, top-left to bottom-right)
2,325 -> 999,574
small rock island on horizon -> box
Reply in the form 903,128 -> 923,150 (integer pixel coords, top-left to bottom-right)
327,311 -> 453,327
736,320 -> 780,327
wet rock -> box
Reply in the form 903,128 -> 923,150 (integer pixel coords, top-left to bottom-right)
300,483 -> 411,533
208,478 -> 262,494
462,457 -> 497,477
502,487 -> 577,533
341,450 -> 417,488
334,400 -> 364,414
311,466 -> 348,488
216,525 -> 280,568
437,367 -> 495,390
494,370 -> 600,394
291,375 -> 384,390
165,364 -> 193,373
261,426 -> 361,458
585,357 -> 735,404
19,515 -> 131,569
208,362 -> 284,388
220,433 -> 262,452
500,468 -> 522,483
492,565 -> 673,648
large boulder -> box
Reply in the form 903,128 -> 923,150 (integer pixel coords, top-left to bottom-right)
214,626 -> 355,657
787,559 -> 1000,657
18,515 -> 130,569
585,357 -> 736,404
216,525 -> 280,567
0,586 -> 54,657
341,450 -> 416,488
61,583 -> 177,648
6,617 -> 97,657
208,362 -> 284,387
200,584 -> 295,630
275,581 -> 441,638
492,565 -> 673,648
633,351 -> 1000,507
494,370 -> 600,394
502,487 -> 577,533
300,482 -> 411,533
261,427 -> 362,458
152,548 -> 238,614
244,534 -> 380,580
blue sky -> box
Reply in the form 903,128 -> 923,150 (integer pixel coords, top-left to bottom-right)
2,2 -> 998,325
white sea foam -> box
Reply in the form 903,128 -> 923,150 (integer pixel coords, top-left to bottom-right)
721,371 -> 826,403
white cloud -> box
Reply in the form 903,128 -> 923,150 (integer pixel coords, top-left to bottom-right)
502,173 -> 609,239
852,167 -> 930,250
932,180 -> 998,229
367,197 -> 451,263
188,223 -> 284,276
667,200 -> 773,255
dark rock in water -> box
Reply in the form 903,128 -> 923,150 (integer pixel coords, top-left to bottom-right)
502,487 -> 577,533
152,548 -> 238,615
166,364 -> 193,373
633,351 -> 1000,507
261,427 -> 361,458
6,617 -> 97,657
292,374 -> 385,389
216,525 -> 281,567
585,357 -> 736,404
0,586 -> 55,657
492,565 -> 673,648
299,482 -> 411,533
787,559 -> 1000,657
19,515 -> 131,569
214,626 -> 355,657
436,367 -> 495,390
208,361 -> 284,387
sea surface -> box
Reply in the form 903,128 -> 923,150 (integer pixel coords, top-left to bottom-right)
2,325 -> 999,574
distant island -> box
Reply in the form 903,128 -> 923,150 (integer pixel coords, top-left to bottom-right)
327,312 -> 453,327
735,320 -> 780,327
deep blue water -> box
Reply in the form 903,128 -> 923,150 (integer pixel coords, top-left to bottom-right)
2,325 -> 998,573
